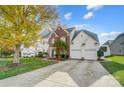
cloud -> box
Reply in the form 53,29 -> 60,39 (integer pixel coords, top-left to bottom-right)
83,5 -> 104,20
100,32 -> 122,37
87,5 -> 104,11
99,32 -> 122,44
64,12 -> 72,20
74,24 -> 90,30
83,12 -> 94,19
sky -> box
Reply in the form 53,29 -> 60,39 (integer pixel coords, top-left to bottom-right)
57,5 -> 124,44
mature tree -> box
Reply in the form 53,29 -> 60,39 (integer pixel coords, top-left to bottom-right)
0,5 -> 58,63
53,39 -> 69,60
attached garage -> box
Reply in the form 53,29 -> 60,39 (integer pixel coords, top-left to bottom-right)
70,49 -> 98,60
70,49 -> 82,59
84,49 -> 97,60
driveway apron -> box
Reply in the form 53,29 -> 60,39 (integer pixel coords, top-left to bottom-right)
0,60 -> 121,87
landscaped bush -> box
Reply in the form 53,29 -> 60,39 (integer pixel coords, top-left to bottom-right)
37,52 -> 43,57
97,50 -> 104,60
0,50 -> 14,58
66,55 -> 69,59
61,54 -> 65,58
55,54 -> 58,58
44,52 -> 48,55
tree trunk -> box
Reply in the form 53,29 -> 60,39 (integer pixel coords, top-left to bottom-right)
56,48 -> 60,61
13,46 -> 20,64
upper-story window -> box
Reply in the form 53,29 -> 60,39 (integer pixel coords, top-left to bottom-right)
52,39 -> 55,44
95,42 -> 99,45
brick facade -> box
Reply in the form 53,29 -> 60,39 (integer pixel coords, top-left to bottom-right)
48,26 -> 70,56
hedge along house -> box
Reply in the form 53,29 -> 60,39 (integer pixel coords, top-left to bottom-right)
48,25 -> 100,60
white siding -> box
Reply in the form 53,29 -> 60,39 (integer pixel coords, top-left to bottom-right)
101,45 -> 111,56
38,38 -> 49,52
70,31 -> 99,60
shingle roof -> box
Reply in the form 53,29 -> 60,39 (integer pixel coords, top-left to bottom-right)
103,40 -> 113,45
41,31 -> 51,38
72,30 -> 81,41
66,27 -> 75,33
72,29 -> 99,42
83,30 -> 99,42
111,32 -> 124,45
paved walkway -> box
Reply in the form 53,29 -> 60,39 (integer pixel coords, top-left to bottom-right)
0,60 -> 121,87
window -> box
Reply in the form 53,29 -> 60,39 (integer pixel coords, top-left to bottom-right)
52,39 -> 55,44
95,42 -> 98,45
100,47 -> 107,52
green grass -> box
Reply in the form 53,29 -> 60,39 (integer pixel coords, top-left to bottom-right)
0,57 -> 56,79
101,56 -> 124,86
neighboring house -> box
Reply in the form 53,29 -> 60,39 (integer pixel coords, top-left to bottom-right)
111,33 -> 124,55
48,26 -> 100,60
21,47 -> 36,57
101,33 -> 124,56
101,40 -> 113,56
36,32 -> 51,53
21,29 -> 51,57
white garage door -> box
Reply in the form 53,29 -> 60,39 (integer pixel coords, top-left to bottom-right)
70,49 -> 82,59
84,49 -> 97,60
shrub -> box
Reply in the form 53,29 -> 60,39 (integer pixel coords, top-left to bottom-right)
44,52 -> 48,55
55,54 -> 58,58
0,50 -> 14,58
66,55 -> 69,59
61,54 -> 65,58
97,50 -> 104,60
37,52 -> 43,57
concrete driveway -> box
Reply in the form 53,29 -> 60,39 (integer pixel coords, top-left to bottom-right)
0,60 -> 121,87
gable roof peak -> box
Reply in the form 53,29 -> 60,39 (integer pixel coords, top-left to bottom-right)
66,27 -> 75,33
103,40 -> 113,45
71,29 -> 99,42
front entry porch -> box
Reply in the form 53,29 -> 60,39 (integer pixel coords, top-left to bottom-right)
49,47 -> 56,58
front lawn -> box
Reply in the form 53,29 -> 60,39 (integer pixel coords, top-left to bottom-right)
0,57 -> 56,79
101,56 -> 124,86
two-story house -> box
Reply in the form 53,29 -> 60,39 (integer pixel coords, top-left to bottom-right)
48,25 -> 99,60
